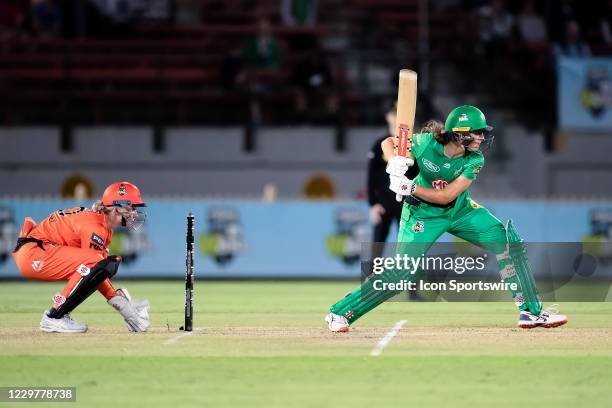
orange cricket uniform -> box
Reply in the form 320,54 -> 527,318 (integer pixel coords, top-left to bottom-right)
12,207 -> 117,307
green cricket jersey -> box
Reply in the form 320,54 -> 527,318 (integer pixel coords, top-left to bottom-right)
411,132 -> 484,192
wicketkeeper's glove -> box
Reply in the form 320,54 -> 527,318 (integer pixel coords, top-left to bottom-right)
108,288 -> 150,332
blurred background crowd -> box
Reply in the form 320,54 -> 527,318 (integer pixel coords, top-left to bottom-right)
0,0 -> 611,199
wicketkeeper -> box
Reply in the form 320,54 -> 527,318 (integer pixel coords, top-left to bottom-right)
326,105 -> 568,332
12,181 -> 151,333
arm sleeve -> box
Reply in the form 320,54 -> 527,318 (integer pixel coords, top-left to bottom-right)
461,154 -> 485,180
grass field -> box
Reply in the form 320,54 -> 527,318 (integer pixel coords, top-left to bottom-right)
1,280 -> 611,408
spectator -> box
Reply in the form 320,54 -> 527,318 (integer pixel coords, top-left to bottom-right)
290,50 -> 337,121
281,0 -> 319,51
237,16 -> 284,127
478,0 -> 515,57
600,0 -> 612,44
546,0 -> 580,43
30,0 -> 62,37
241,16 -> 281,70
553,20 -> 591,58
517,0 -> 548,47
222,17 -> 283,90
281,0 -> 318,26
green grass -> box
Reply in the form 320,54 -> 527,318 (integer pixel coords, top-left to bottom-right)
0,281 -> 611,408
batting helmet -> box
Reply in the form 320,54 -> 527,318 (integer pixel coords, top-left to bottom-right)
444,105 -> 494,151
444,105 -> 493,133
101,181 -> 146,208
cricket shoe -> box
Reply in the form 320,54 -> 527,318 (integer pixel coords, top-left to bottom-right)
518,305 -> 567,329
325,312 -> 349,333
40,310 -> 88,333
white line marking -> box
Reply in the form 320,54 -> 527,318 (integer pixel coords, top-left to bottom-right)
163,328 -> 202,345
369,320 -> 407,356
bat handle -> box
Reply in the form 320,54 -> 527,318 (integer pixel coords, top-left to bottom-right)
396,193 -> 403,202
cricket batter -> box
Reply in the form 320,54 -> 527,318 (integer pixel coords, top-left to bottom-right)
12,181 -> 150,333
326,105 -> 568,332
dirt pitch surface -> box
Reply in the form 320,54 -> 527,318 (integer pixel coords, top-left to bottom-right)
1,281 -> 611,407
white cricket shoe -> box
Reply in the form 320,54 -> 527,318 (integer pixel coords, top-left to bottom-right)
40,310 -> 88,333
518,305 -> 568,329
325,312 -> 349,333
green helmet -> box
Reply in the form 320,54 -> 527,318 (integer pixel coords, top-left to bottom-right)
444,105 -> 493,133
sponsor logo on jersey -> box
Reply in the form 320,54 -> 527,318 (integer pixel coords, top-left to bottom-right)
32,260 -> 43,272
443,163 -> 451,169
412,220 -> 425,233
77,264 -> 91,276
454,168 -> 463,177
91,233 -> 105,246
431,179 -> 448,190
53,293 -> 66,306
422,158 -> 440,172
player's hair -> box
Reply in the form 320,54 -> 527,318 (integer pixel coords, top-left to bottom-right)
91,200 -> 113,214
420,120 -> 454,145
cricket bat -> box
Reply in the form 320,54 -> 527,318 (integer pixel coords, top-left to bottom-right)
394,69 -> 418,202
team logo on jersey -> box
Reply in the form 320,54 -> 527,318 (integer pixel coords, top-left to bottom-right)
76,264 -> 91,276
118,184 -> 127,196
422,158 -> 439,172
473,166 -> 482,174
431,179 -> 448,190
32,260 -> 43,272
443,163 -> 451,169
470,199 -> 482,209
52,294 -> 66,306
412,220 -> 425,233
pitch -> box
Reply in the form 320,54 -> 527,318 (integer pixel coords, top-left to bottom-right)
1,281 -> 611,407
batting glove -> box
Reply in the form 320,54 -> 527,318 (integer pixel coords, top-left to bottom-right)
389,175 -> 416,196
386,156 -> 414,177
